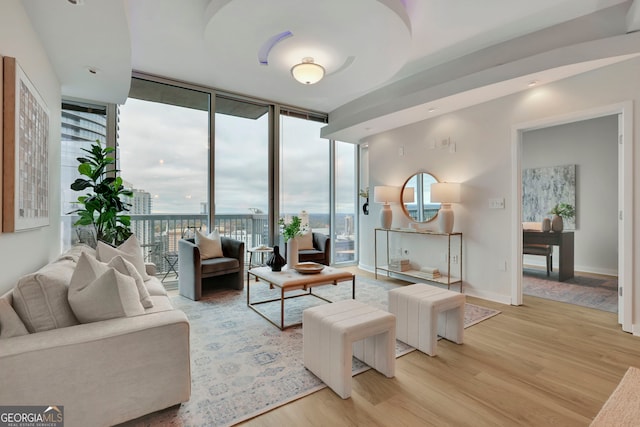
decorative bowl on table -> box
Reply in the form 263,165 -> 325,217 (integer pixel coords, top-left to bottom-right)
293,262 -> 325,274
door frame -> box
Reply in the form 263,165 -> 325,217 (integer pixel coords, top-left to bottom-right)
510,101 -> 633,333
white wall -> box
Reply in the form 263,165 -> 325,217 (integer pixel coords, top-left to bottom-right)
361,56 -> 640,306
0,1 -> 61,295
522,115 -> 618,275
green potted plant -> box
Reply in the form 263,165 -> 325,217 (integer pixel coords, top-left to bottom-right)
68,140 -> 134,246
549,203 -> 575,232
279,216 -> 307,266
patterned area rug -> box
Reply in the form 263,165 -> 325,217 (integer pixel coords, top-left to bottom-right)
121,277 -> 499,427
523,268 -> 617,313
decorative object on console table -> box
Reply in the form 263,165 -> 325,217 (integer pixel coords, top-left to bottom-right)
549,202 -> 575,232
542,217 -> 551,232
430,182 -> 461,234
374,185 -> 397,229
266,246 -> 286,272
389,258 -> 410,272
2,56 -> 50,232
359,187 -> 369,215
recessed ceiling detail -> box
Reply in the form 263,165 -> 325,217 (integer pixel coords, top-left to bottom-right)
258,30 -> 293,65
203,0 -> 411,97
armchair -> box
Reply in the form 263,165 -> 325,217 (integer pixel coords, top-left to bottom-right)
297,232 -> 331,266
178,237 -> 245,301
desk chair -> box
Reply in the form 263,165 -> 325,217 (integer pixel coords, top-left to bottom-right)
522,222 -> 552,276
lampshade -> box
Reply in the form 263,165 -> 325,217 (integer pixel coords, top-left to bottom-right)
402,187 -> 415,203
373,186 -> 397,204
291,57 -> 325,85
430,182 -> 461,203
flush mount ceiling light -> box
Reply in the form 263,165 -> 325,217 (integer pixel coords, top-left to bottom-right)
291,57 -> 325,85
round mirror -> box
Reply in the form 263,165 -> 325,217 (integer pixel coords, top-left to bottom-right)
401,172 -> 440,222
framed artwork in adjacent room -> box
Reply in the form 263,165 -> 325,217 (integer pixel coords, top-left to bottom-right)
3,56 -> 50,232
522,164 -> 577,230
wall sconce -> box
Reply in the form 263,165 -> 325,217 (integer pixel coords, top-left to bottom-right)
374,186 -> 398,229
291,57 -> 325,85
430,182 -> 461,234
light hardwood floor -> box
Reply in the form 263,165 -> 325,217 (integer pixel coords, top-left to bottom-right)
240,268 -> 638,427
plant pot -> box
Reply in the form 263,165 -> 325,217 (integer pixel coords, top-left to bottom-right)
551,214 -> 563,232
286,237 -> 299,267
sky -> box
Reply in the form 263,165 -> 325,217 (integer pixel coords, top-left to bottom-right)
118,97 -> 356,215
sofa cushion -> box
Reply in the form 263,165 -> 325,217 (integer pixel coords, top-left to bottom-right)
201,257 -> 240,275
0,296 -> 29,339
12,259 -> 80,333
68,252 -> 145,323
107,256 -> 154,309
195,229 -> 223,259
96,235 -> 150,281
298,231 -> 314,250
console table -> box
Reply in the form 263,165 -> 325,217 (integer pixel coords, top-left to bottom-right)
374,228 -> 463,292
523,230 -> 574,281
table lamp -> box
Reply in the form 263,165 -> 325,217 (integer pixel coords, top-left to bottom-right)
430,182 -> 461,234
374,186 -> 397,229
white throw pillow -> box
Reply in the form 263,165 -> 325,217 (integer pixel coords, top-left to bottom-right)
107,255 -> 154,309
195,229 -> 224,259
96,235 -> 150,281
298,231 -> 315,250
0,297 -> 29,339
68,252 -> 145,323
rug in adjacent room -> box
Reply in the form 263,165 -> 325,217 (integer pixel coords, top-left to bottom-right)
122,276 -> 500,427
523,267 -> 617,313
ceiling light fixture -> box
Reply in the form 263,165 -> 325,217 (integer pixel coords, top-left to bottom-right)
291,57 -> 325,85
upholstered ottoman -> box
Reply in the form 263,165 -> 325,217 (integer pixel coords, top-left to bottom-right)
303,300 -> 396,399
388,283 -> 465,356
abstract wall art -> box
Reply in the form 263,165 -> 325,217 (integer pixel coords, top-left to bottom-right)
522,164 -> 576,230
3,56 -> 49,232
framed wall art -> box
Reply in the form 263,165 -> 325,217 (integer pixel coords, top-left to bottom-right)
3,56 -> 50,232
522,164 -> 576,230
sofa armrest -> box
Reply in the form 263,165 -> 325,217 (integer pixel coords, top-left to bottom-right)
178,238 -> 201,300
221,237 -> 245,275
313,232 -> 330,252
145,262 -> 157,276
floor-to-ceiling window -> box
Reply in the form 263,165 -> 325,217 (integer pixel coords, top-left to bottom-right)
118,77 -> 210,274
214,95 -> 270,249
60,101 -> 108,249
279,112 -> 330,247
334,141 -> 357,263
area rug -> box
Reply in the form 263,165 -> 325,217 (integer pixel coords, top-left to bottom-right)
590,366 -> 640,426
523,267 -> 617,313
122,277 -> 499,427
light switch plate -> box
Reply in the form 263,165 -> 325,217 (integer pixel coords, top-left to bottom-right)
489,198 -> 505,209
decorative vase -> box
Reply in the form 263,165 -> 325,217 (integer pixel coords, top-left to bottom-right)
286,237 -> 299,268
551,214 -> 563,232
362,198 -> 369,215
541,217 -> 551,232
266,245 -> 286,272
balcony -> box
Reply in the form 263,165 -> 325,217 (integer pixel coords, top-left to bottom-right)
62,213 -> 269,289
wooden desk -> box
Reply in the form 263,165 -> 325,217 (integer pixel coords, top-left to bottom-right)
523,231 -> 574,281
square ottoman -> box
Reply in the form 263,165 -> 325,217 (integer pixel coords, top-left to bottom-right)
388,283 -> 465,356
303,299 -> 396,399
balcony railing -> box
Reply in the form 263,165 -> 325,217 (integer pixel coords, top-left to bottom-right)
62,213 -> 270,280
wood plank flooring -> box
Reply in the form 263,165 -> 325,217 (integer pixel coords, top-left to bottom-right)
240,269 -> 639,427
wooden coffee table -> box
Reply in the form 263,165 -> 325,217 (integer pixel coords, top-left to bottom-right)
247,265 -> 355,330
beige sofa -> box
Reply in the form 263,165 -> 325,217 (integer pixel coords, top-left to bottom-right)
0,245 -> 191,427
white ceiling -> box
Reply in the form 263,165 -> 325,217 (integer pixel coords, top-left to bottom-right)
21,0 -> 640,141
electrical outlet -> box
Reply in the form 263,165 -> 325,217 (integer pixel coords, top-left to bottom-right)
452,255 -> 459,264
404,249 -> 409,255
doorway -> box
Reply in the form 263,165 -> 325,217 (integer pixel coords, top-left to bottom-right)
521,115 -> 618,313
510,101 -> 633,333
